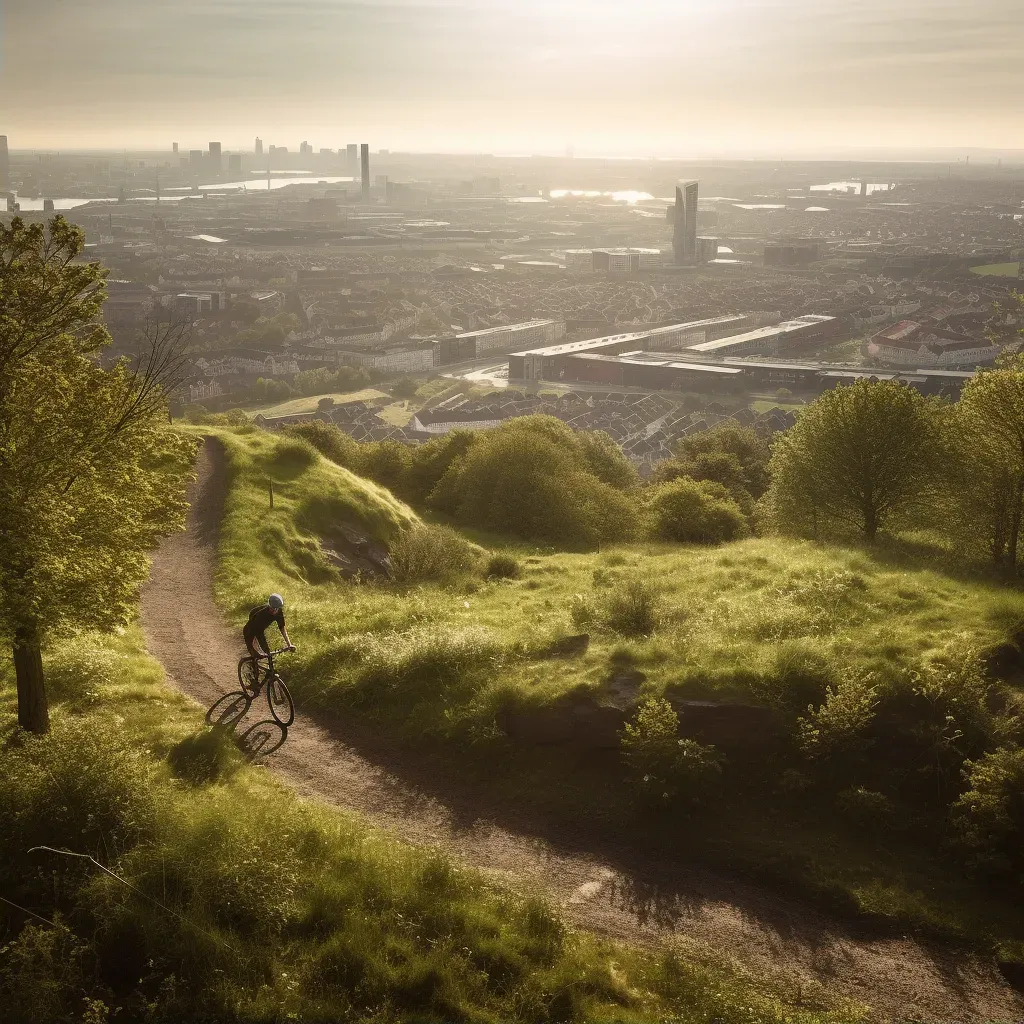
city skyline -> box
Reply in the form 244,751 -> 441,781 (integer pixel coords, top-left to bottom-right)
4,0 -> 1023,157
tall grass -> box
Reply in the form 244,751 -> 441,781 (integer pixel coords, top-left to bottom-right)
0,629 -> 861,1024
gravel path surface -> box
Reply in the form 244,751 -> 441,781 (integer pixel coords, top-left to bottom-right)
140,436 -> 1022,1023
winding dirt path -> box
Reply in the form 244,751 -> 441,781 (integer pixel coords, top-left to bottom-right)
140,437 -> 1023,1023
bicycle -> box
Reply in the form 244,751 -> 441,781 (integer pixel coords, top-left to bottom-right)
237,647 -> 295,728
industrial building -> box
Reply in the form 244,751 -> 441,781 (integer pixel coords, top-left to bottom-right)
764,240 -> 824,267
508,316 -> 749,381
457,319 -> 565,357
565,248 -> 664,272
686,315 -> 839,357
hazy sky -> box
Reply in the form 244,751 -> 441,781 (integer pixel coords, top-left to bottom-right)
2,0 -> 1022,156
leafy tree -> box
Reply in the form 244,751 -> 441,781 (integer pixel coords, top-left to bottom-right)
647,478 -> 749,545
949,368 -> 1024,571
390,377 -> 420,400
652,424 -> 770,501
0,217 -> 195,732
766,380 -> 943,541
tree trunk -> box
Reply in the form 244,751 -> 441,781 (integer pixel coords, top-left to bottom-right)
13,621 -> 48,734
1009,478 -> 1024,574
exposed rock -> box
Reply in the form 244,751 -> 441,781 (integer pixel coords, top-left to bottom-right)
319,523 -> 392,579
667,698 -> 778,749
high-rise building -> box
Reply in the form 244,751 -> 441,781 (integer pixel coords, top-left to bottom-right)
360,144 -> 370,202
172,141 -> 178,154
300,141 -> 313,156
0,136 -> 8,190
347,144 -> 358,174
255,137 -> 263,157
189,150 -> 203,169
209,142 -> 222,171
672,180 -> 699,265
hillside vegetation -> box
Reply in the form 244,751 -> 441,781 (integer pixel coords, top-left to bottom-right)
0,630 -> 862,1023
208,425 -> 1024,958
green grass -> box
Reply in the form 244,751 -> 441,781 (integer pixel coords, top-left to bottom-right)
0,626 -> 864,1021
206,428 -> 1024,957
970,262 -> 1022,278
246,388 -> 386,417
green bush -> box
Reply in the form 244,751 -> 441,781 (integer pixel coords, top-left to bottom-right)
408,429 -> 480,504
952,746 -> 1024,877
429,416 -> 637,548
835,785 -> 896,831
388,525 -> 479,584
604,577 -> 662,637
569,577 -> 662,637
485,552 -> 522,580
361,439 -> 413,495
621,698 -> 722,807
648,477 -> 750,545
286,420 -> 362,472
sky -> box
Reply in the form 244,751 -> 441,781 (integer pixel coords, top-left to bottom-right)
2,0 -> 1023,157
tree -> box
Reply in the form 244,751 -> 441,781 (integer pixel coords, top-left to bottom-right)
652,424 -> 771,500
766,380 -> 943,541
0,217 -> 195,733
576,429 -> 638,490
951,369 -> 1024,571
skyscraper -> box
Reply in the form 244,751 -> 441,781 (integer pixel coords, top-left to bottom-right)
672,180 -> 699,265
360,144 -> 370,202
209,142 -> 222,171
172,141 -> 178,154
0,136 -> 8,190
347,144 -> 358,174
255,137 -> 263,157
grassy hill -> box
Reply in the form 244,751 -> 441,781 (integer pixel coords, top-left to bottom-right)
2,627 -> 865,1022
208,427 -> 1024,961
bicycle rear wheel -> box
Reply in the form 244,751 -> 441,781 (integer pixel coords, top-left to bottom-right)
238,656 -> 260,696
266,675 -> 295,728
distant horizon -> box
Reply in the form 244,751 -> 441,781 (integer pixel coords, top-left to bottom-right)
5,0 -> 1022,158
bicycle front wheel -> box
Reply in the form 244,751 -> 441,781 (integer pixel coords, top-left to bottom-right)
266,675 -> 295,728
238,656 -> 260,696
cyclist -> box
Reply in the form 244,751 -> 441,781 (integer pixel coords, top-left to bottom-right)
243,594 -> 295,692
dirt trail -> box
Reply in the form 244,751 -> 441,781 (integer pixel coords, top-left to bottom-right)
140,437 -> 1022,1023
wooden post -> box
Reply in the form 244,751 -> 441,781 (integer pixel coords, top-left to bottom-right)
269,478 -> 275,510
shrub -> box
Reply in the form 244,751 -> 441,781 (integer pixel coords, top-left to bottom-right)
569,578 -> 662,637
835,786 -> 896,831
951,746 -> 1024,877
576,429 -> 638,490
621,698 -> 722,807
362,439 -> 413,495
429,416 -> 637,548
484,552 -> 521,580
648,478 -> 749,545
285,420 -> 362,472
797,671 -> 879,763
167,728 -> 243,785
604,577 -> 662,637
389,525 -> 478,584
391,377 -> 420,399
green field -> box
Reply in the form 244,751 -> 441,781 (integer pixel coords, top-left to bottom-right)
207,427 -> 1024,956
245,388 -> 386,417
970,262 -> 1022,278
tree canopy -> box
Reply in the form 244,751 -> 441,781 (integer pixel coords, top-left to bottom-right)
766,379 -> 943,541
0,217 -> 195,732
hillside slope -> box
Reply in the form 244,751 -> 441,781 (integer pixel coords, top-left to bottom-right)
136,431 -> 1024,1022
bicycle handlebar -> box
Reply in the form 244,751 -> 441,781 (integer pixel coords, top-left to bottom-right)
255,647 -> 294,658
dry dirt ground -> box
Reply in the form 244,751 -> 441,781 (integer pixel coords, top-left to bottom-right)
140,437 -> 1024,1024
